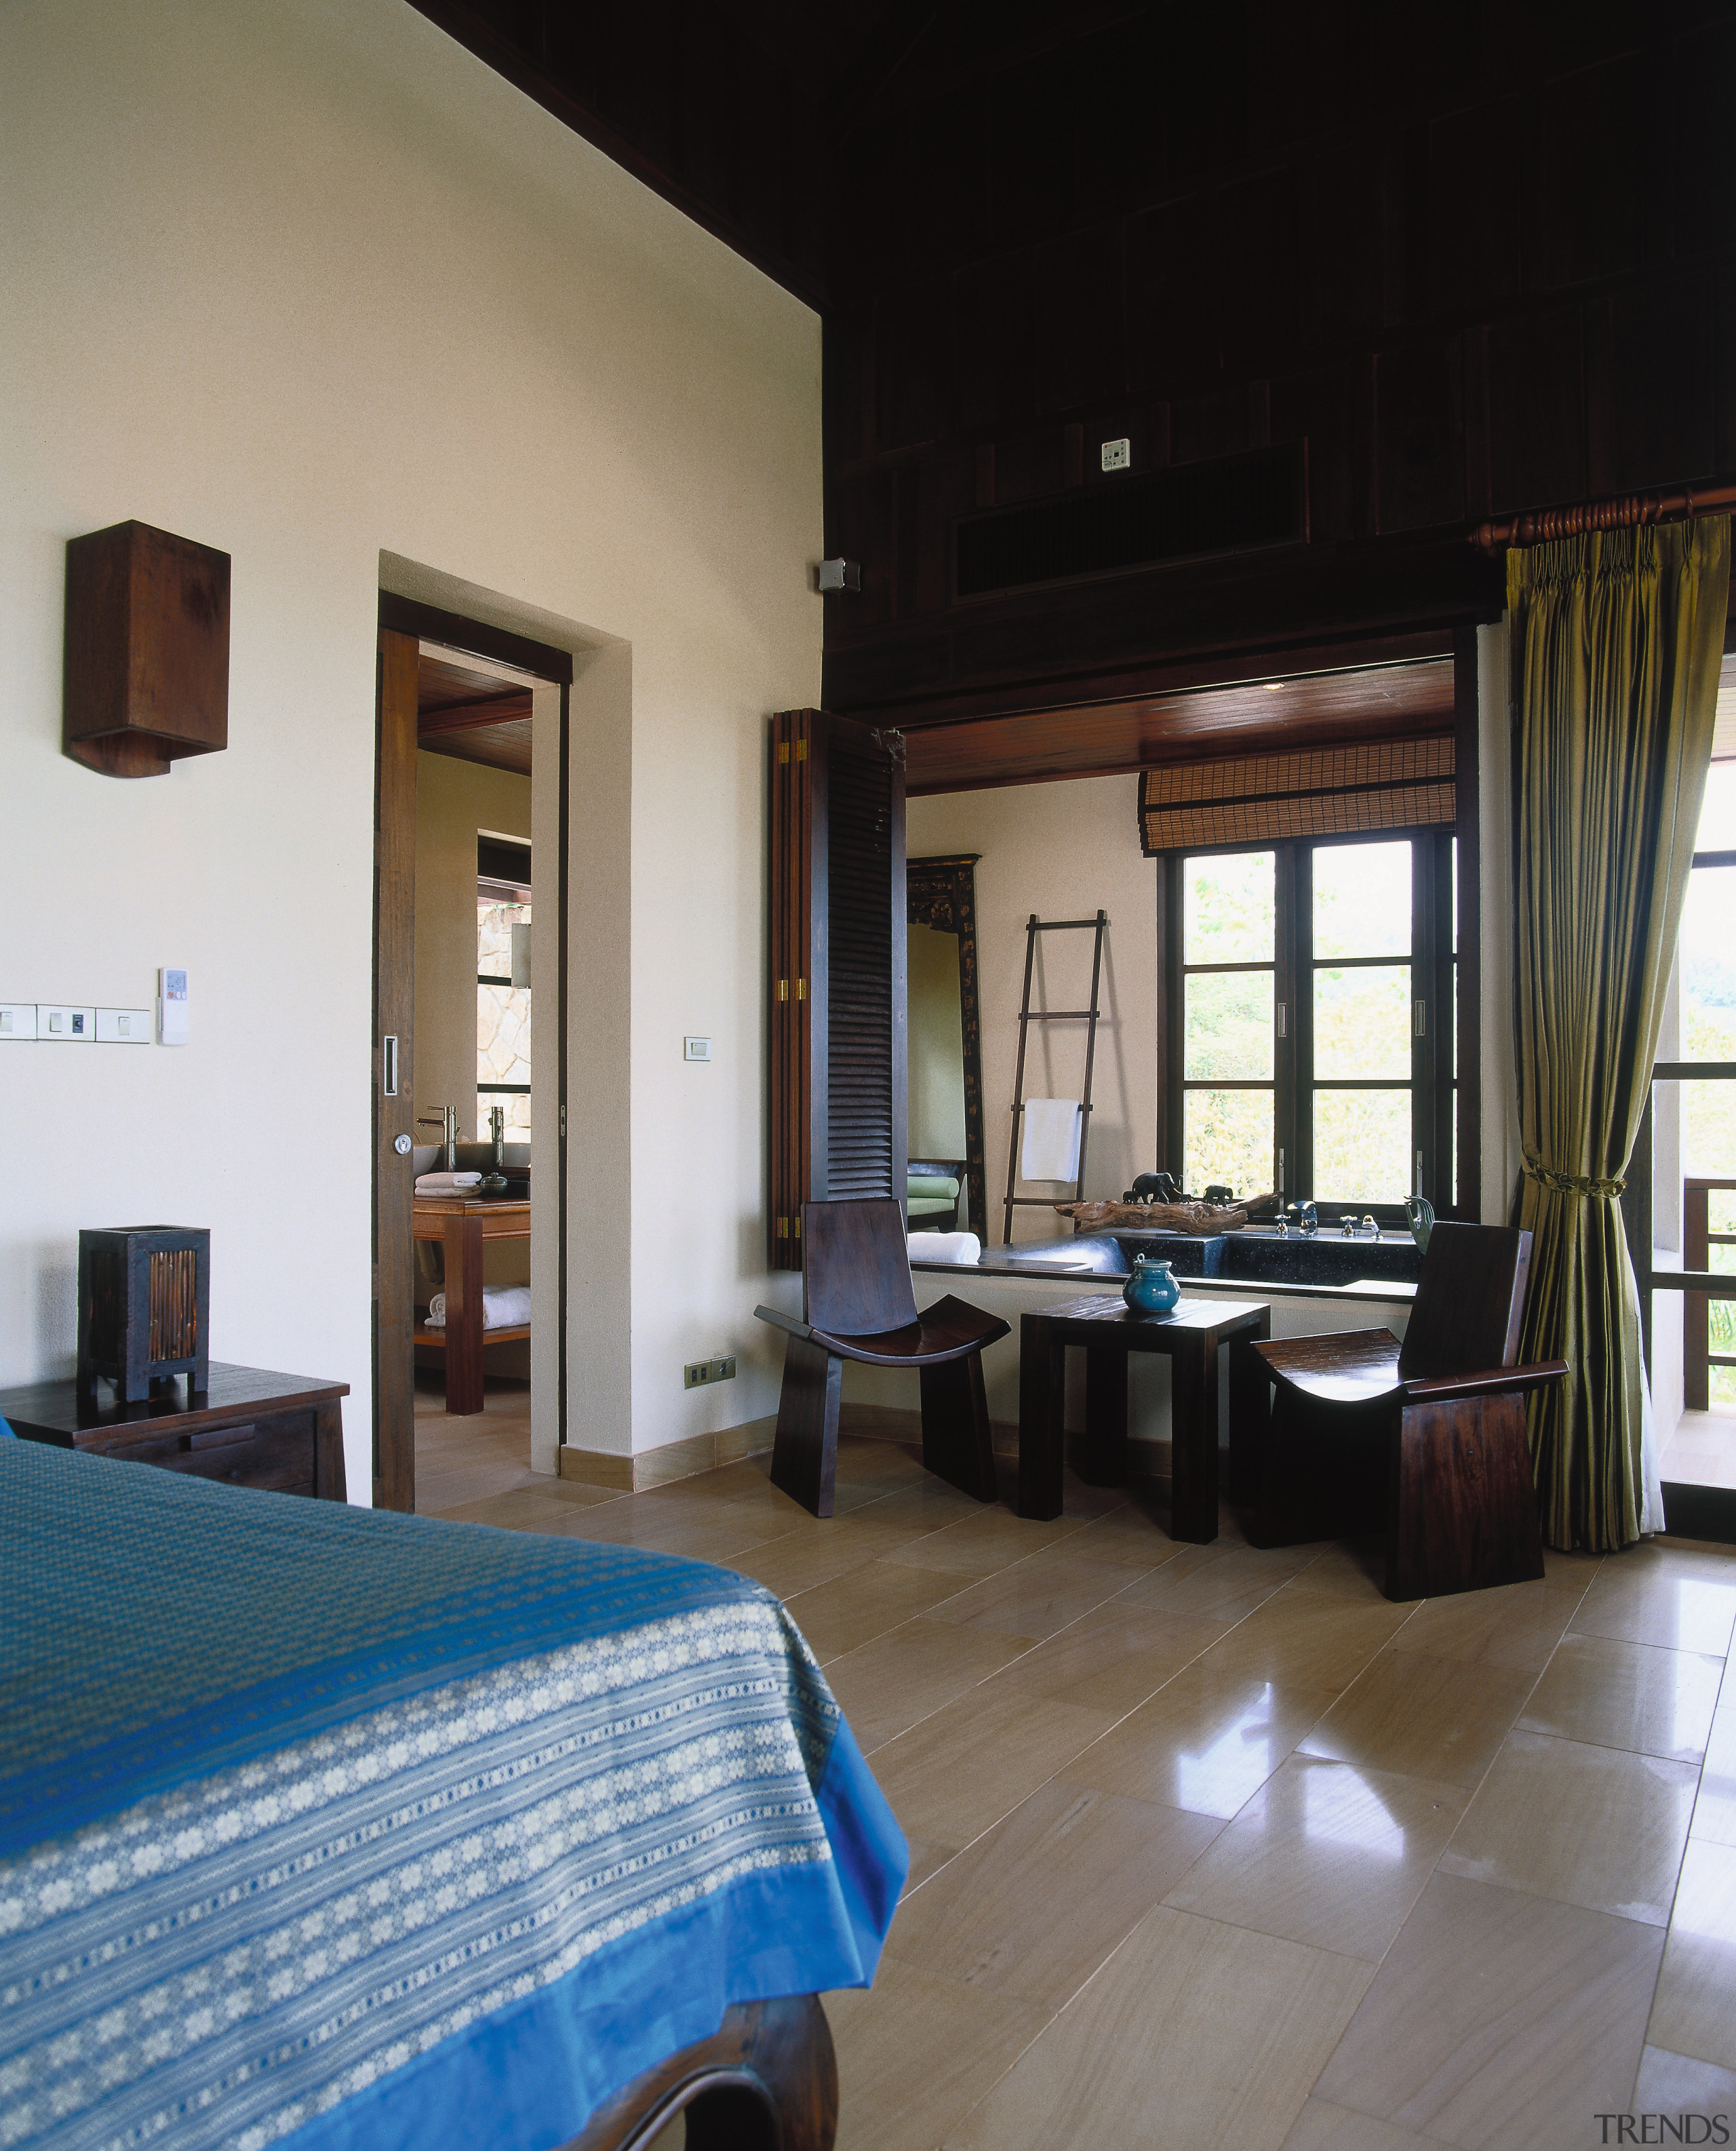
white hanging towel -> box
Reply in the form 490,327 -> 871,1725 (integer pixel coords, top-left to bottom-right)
1021,1098 -> 1082,1182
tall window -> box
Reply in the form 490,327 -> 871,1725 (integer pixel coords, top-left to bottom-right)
476,835 -> 530,1142
1676,762 -> 1736,1404
1168,831 -> 1457,1212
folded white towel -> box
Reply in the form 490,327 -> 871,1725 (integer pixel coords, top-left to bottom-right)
1020,1099 -> 1082,1182
416,1171 -> 482,1194
907,1231 -> 982,1265
425,1284 -> 533,1330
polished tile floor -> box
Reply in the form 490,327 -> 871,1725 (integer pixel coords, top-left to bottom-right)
429,1427 -> 1736,2151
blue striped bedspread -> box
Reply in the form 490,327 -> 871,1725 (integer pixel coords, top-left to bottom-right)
0,1438 -> 906,2151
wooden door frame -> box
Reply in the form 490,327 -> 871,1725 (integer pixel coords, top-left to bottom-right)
372,592 -> 573,1510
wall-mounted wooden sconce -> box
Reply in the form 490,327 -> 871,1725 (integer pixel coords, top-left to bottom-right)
64,520 -> 230,777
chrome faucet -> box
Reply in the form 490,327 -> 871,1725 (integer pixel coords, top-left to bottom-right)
1286,1201 -> 1318,1238
1361,1215 -> 1379,1239
1339,1215 -> 1358,1238
416,1105 -> 460,1171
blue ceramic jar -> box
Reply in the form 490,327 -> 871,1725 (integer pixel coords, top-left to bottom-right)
1122,1255 -> 1181,1316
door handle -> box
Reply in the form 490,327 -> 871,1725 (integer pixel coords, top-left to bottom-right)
382,1033 -> 399,1096
394,1132 -> 412,1156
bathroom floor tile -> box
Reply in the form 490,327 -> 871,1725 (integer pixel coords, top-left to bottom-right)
1162,1755 -> 1468,1962
1647,1837 -> 1736,2073
1439,1729 -> 1699,1927
1515,1632 -> 1723,1763
825,1956 -> 1049,2151
942,1908 -> 1373,2151
1297,1650 -> 1537,1791
888,1781 -> 1222,2009
1312,1873 -> 1666,2150
1058,1664 -> 1339,1819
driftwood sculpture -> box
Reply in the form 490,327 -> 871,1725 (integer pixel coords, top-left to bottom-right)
1055,1193 -> 1279,1234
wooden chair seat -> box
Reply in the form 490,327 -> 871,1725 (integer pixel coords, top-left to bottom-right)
1246,1224 -> 1568,1600
754,1201 -> 1009,1516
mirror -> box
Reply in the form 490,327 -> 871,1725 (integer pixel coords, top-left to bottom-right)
907,854 -> 985,1236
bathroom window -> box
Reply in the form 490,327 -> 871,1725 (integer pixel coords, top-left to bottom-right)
477,836 -> 530,1143
1166,831 -> 1458,1215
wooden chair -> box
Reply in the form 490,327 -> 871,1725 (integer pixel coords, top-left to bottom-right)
1247,1221 -> 1568,1600
755,1198 -> 1009,1516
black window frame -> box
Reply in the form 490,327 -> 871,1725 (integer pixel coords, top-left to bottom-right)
1162,825 -> 1461,1221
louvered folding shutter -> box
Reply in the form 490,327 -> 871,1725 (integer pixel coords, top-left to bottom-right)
769,710 -> 907,1270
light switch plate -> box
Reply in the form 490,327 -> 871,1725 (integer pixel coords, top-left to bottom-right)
1,1003 -> 39,1040
1101,436 -> 1131,472
39,1004 -> 96,1041
97,1006 -> 153,1044
684,1035 -> 712,1062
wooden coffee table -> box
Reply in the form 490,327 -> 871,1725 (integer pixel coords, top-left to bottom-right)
1017,1294 -> 1270,1541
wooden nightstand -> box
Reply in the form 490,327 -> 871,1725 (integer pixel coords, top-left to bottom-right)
0,1362 -> 348,1501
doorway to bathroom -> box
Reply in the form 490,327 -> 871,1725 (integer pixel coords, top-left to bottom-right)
372,594 -> 571,1513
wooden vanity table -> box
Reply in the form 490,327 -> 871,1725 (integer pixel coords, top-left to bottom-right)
413,1195 -> 530,1415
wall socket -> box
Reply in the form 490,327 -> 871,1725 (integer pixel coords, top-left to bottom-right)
684,1356 -> 736,1389
1101,436 -> 1130,472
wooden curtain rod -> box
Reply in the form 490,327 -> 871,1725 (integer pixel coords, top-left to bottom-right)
1473,480 -> 1736,551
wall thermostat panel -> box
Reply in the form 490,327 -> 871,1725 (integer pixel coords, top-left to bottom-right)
39,1004 -> 96,1040
158,967 -> 189,1046
97,1007 -> 152,1043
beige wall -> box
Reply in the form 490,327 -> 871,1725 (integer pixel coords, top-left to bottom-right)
0,0 -> 821,1484
907,777 -> 1162,1246
414,751 -> 533,1143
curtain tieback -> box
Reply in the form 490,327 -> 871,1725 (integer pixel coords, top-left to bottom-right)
1522,1155 -> 1626,1199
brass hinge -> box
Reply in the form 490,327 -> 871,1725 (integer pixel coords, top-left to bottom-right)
795,739 -> 808,760
795,978 -> 807,1001
777,743 -> 790,764
794,1214 -> 802,1236
776,1216 -> 789,1238
777,979 -> 789,1002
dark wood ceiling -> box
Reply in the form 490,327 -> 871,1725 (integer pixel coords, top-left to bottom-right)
418,652 -> 532,776
903,655 -> 1457,794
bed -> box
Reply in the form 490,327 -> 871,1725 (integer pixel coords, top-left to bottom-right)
0,1434 -> 906,2151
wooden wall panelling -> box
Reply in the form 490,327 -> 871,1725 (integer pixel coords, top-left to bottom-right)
1584,282 -> 1718,500
905,85 -> 989,270
1718,277 -> 1736,479
1126,193 -> 1215,391
829,468 -> 900,629
875,275 -> 952,452
1484,304 -> 1584,515
1537,54 -> 1648,293
990,50 -> 1075,245
1373,336 -> 1465,534
955,249 -> 1040,433
1215,167 -> 1302,373
1302,146 -> 1389,356
1426,96 -> 1521,322
1671,16 -> 1736,265
1033,224 -> 1126,415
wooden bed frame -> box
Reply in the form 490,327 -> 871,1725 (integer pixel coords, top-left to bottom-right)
561,1996 -> 837,2151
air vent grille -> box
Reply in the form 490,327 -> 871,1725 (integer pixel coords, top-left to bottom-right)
955,443 -> 1306,600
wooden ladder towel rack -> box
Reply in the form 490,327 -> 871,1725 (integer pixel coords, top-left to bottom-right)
1002,909 -> 1108,1245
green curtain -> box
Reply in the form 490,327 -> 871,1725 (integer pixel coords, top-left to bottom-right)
1508,517 -> 1729,1552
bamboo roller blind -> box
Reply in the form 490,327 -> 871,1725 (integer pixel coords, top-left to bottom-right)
1139,736 -> 1455,854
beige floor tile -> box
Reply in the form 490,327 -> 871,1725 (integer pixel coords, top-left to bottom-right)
901,1837 -> 958,1895
1281,2098 -> 1458,2150
1290,1540 -> 1400,1605
1389,1578 -> 1587,1675
1439,1729 -> 1699,1927
1540,1545 -> 1605,1590
1313,1872 -> 1666,2151
1632,2043 -> 1736,2119
1055,1503 -> 1201,1571
984,1599 -> 1241,1715
1516,1632 -> 1724,1762
869,1684 -> 1116,1849
821,1618 -> 1034,1754
943,1908 -> 1373,2151
1059,1664 -> 1338,1819
1163,1755 -> 1468,1962
888,1781 -> 1222,2009
1648,1837 -> 1736,2072
1192,1584 -> 1417,1694
825,1955 -> 1050,2151
1571,1551 -> 1736,1658
781,1558 -> 972,1660
1115,1539 -> 1322,1621
872,1499 -> 1097,1570
1692,1707 -> 1736,1848
1298,1650 -> 1537,1791
923,1545 -> 1146,1643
